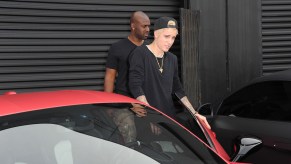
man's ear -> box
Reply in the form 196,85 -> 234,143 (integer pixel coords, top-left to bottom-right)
131,23 -> 135,30
154,30 -> 160,39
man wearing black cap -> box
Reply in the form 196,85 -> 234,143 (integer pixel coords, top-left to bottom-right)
129,17 -> 210,129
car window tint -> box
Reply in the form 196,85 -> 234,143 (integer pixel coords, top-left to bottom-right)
219,81 -> 291,122
0,103 -> 226,164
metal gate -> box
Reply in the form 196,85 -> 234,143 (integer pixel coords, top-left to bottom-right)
262,0 -> 291,75
0,0 -> 182,93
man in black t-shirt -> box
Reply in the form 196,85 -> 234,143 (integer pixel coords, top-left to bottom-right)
104,11 -> 150,143
104,11 -> 150,99
129,17 -> 211,129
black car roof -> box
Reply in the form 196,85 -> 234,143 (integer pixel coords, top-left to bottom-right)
228,69 -> 291,96
217,69 -> 291,114
250,69 -> 291,84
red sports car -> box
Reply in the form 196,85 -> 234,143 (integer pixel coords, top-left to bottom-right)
0,90 -> 258,164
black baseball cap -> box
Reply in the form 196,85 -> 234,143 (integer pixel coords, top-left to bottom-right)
154,17 -> 178,31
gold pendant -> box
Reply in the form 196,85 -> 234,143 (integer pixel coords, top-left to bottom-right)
159,68 -> 163,73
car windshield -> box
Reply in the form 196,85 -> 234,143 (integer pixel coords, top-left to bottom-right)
0,103 -> 226,164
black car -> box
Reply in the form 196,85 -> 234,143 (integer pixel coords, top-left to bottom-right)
198,69 -> 291,163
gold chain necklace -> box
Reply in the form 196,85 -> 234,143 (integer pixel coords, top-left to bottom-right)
147,45 -> 164,73
155,56 -> 164,73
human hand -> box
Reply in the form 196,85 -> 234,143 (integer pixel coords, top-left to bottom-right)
136,95 -> 149,105
150,122 -> 161,135
195,113 -> 211,129
130,103 -> 147,117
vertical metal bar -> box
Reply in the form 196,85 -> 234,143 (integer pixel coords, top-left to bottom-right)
180,8 -> 201,108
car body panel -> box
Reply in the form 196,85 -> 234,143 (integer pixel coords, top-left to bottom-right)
208,69 -> 291,163
196,116 -> 231,161
0,90 -> 142,116
210,116 -> 291,163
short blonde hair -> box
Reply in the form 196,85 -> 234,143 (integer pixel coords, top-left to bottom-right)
154,28 -> 178,39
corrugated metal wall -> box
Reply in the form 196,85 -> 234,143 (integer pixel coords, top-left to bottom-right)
0,0 -> 181,93
262,0 -> 291,75
180,8 -> 200,108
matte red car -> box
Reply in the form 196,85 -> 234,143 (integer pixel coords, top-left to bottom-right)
0,90 -> 257,164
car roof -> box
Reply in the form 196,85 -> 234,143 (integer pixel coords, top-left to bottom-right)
224,69 -> 291,99
217,69 -> 291,113
250,68 -> 291,84
0,90 -> 141,117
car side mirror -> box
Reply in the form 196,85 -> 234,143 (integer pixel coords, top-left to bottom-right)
231,136 -> 262,162
197,103 -> 213,116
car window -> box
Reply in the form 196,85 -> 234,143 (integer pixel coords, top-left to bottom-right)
218,81 -> 291,122
0,103 -> 226,164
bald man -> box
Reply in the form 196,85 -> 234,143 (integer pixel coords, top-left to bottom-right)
104,11 -> 150,97
103,12 -> 150,143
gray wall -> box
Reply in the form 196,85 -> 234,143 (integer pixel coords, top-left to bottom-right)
0,0 -> 182,94
228,0 -> 262,92
261,0 -> 291,75
189,0 -> 262,107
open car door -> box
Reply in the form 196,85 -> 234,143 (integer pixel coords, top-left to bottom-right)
175,95 -> 262,163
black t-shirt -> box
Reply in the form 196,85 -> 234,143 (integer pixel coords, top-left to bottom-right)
129,45 -> 186,118
106,38 -> 137,96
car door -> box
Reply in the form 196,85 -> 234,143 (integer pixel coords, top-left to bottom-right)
210,81 -> 291,163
